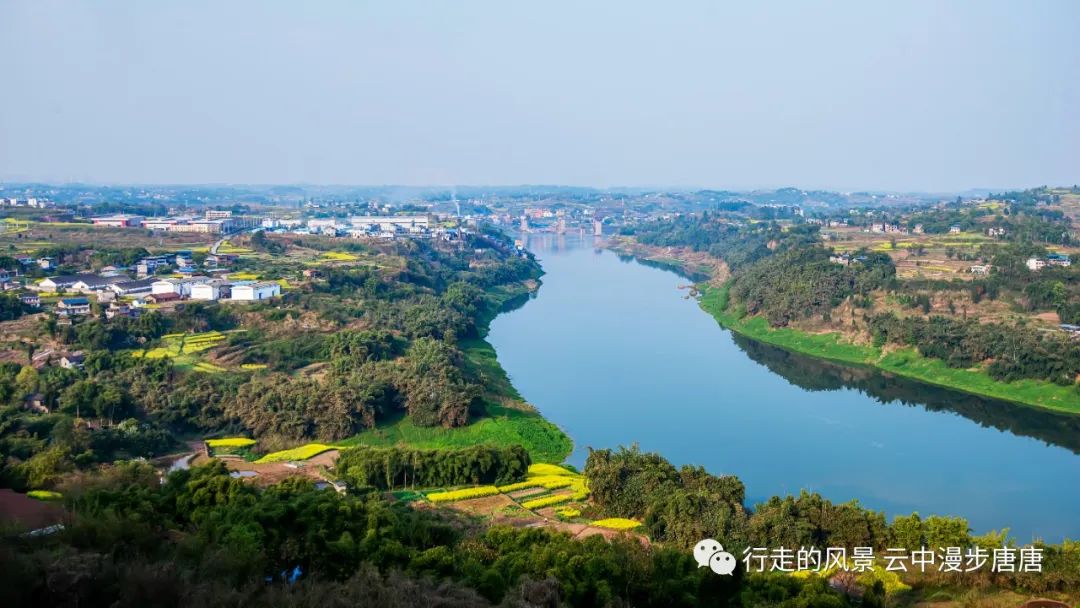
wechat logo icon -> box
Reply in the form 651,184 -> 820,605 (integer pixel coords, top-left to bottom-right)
694,538 -> 736,575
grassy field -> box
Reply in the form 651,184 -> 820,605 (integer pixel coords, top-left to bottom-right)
338,338 -> 572,463
216,241 -> 254,254
337,401 -> 571,463
700,284 -> 1080,415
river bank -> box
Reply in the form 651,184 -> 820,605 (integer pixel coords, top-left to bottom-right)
700,283 -> 1080,415
611,233 -> 1080,416
342,275 -> 574,464
605,236 -> 730,283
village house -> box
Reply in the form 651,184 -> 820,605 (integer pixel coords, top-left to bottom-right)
231,281 -> 281,301
829,254 -> 852,266
142,292 -> 181,305
987,227 -> 1007,238
20,294 -> 40,308
60,352 -> 85,369
151,277 -> 208,298
110,278 -> 156,297
105,302 -> 134,319
38,274 -> 124,293
190,280 -> 229,301
136,256 -> 170,276
55,297 -> 91,316
204,253 -> 238,268
37,257 -> 56,270
1027,254 -> 1072,271
37,274 -> 97,292
969,264 -> 992,275
23,393 -> 48,414
70,275 -> 126,293
949,225 -> 962,234
1047,253 -> 1072,267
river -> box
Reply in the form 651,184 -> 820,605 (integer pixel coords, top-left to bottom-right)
486,234 -> 1080,542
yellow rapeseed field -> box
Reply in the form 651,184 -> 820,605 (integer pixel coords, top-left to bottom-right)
427,486 -> 500,503
206,437 -> 256,448
254,443 -> 335,463
590,518 -> 642,531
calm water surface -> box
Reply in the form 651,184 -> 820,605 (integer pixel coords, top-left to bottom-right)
487,234 -> 1080,542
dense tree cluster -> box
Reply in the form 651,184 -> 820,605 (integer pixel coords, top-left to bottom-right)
0,292 -> 30,321
0,461 -> 750,607
630,213 -> 815,270
583,447 -> 1080,596
586,446 -> 942,552
731,248 -> 895,327
585,445 -> 748,547
868,313 -> 1080,385
336,444 -> 530,490
1,238 -> 539,492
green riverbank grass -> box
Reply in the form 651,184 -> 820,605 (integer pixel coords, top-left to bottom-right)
339,338 -> 572,463
700,284 -> 1080,415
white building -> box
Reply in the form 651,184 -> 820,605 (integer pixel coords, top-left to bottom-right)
152,279 -> 181,295
1026,258 -> 1046,271
231,281 -> 280,301
151,277 -> 207,297
110,278 -> 157,297
348,215 -> 430,232
307,219 -> 341,234
190,281 -> 226,301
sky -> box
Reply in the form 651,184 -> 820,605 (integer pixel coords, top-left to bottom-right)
0,1 -> 1077,192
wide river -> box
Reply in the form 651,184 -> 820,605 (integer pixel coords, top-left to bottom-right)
487,234 -> 1080,542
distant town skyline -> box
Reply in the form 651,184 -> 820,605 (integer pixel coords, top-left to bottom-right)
1,1 -> 1077,191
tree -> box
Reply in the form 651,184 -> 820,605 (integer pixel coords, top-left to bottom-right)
16,365 -> 39,395
890,513 -> 924,549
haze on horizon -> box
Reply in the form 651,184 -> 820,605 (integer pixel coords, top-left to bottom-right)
1,0 -> 1077,193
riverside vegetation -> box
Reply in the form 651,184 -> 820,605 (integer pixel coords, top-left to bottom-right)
0,229 -> 569,496
2,220 -> 1078,606
624,187 -> 1080,413
3,445 -> 1078,606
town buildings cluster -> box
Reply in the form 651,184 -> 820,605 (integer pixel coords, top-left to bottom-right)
18,247 -> 282,321
261,214 -> 466,241
92,210 -> 261,234
2,197 -> 55,209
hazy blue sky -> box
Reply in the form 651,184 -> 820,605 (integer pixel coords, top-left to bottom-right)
1,1 -> 1077,191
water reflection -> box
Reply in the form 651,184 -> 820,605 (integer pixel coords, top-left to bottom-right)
732,335 -> 1080,455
